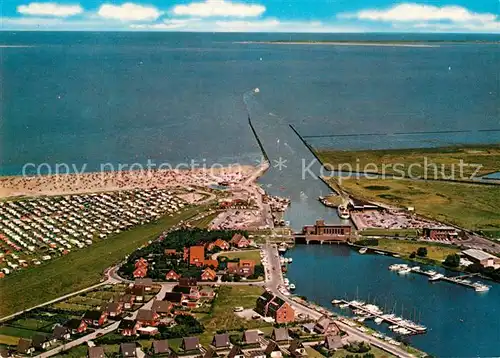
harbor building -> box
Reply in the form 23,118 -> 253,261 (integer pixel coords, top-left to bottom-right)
423,227 -> 459,241
295,220 -> 351,243
462,249 -> 500,269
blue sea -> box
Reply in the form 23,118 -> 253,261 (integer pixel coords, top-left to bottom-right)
1,31 -> 500,356
1,32 -> 499,175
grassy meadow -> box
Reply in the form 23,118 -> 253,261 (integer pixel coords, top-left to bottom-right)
317,145 -> 500,180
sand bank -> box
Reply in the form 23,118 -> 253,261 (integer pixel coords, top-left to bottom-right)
235,41 -> 439,48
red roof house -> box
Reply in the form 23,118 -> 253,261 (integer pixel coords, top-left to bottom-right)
165,270 -> 180,281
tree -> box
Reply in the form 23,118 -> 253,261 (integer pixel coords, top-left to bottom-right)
416,247 -> 428,257
409,252 -> 416,259
444,254 -> 460,267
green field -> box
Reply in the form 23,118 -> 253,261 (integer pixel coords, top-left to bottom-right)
200,286 -> 267,332
190,212 -> 219,228
366,238 -> 459,262
317,145 -> 500,180
0,206 -> 205,318
220,250 -> 262,264
336,177 -> 500,231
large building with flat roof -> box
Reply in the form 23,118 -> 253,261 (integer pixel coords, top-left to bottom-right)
462,249 -> 500,268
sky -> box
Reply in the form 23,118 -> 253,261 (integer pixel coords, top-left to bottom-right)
1,0 -> 499,32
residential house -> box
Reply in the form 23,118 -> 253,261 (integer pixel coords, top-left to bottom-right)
288,340 -> 307,358
126,285 -> 145,302
188,246 -> 205,267
115,294 -> 135,309
423,227 -> 458,241
181,337 -> 201,353
227,346 -> 245,358
204,259 -> 219,269
164,249 -> 177,256
228,260 -> 255,277
214,239 -> 230,250
17,338 -> 34,356
83,310 -> 108,327
163,292 -> 183,305
135,258 -> 148,269
119,319 -> 139,336
88,346 -> 106,358
165,270 -> 180,281
263,341 -> 282,358
120,342 -> 137,357
246,350 -> 266,358
173,285 -> 200,300
151,340 -> 171,357
63,319 -> 87,334
211,333 -> 230,350
106,302 -> 124,317
230,234 -> 250,248
313,317 -> 340,335
243,330 -> 259,346
138,326 -> 159,336
52,325 -> 70,341
135,278 -> 154,291
301,323 -> 315,334
34,333 -> 55,350
202,347 -> 220,358
256,292 -> 295,324
136,309 -> 159,326
271,328 -> 290,344
179,277 -> 197,287
133,266 -> 148,278
324,335 -> 343,352
151,300 -> 173,316
201,268 -> 217,281
199,287 -> 215,299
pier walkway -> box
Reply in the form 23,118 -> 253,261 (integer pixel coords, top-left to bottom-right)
332,300 -> 427,336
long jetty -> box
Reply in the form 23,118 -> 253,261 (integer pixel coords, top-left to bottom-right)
391,265 -> 489,291
332,299 -> 427,336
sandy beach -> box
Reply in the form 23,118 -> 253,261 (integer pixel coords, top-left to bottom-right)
0,165 -> 255,199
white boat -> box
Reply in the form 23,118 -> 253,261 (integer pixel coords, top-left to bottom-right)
289,283 -> 296,290
359,247 -> 368,254
337,204 -> 350,220
475,285 -> 490,292
339,303 -> 349,309
398,267 -> 412,275
287,258 -> 293,263
374,317 -> 383,325
411,266 -> 421,271
429,273 -> 444,281
331,299 -> 342,305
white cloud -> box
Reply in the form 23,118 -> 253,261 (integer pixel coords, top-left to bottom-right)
97,3 -> 162,21
411,21 -> 500,33
128,18 -> 363,33
17,2 -> 83,17
339,3 -> 497,23
172,0 -> 265,18
215,19 -> 279,31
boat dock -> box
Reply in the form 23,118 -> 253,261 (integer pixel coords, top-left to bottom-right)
389,264 -> 490,292
331,299 -> 427,336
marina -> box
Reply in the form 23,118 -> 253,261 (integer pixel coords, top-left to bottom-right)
388,264 -> 491,292
331,299 -> 427,336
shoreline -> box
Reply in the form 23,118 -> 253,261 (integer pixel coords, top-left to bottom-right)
0,165 -> 258,199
